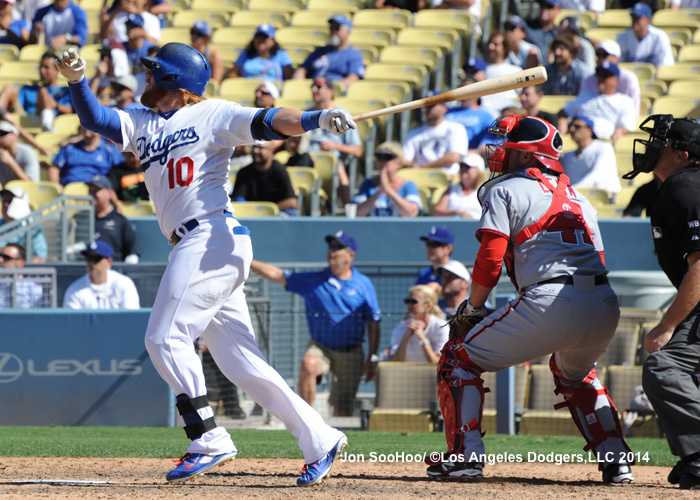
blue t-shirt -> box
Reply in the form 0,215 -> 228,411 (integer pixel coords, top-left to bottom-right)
445,107 -> 494,150
301,45 -> 365,82
0,19 -> 30,47
284,267 -> 381,349
52,140 -> 125,185
416,267 -> 441,286
18,84 -> 72,116
234,50 -> 292,82
352,178 -> 422,217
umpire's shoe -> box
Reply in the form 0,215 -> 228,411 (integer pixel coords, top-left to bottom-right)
166,451 -> 237,484
296,435 -> 348,487
602,463 -> 634,484
427,460 -> 484,480
675,453 -> 700,490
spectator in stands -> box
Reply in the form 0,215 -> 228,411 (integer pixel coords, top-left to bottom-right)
670,0 -> 700,8
231,141 -> 298,216
561,0 -> 605,18
63,240 -> 140,309
404,91 -> 468,177
122,14 -> 154,74
504,15 -> 541,69
481,31 -> 523,116
306,76 -> 361,206
388,284 -> 447,363
526,0 -> 562,62
108,151 -> 147,202
617,2 -> 674,68
353,141 -> 422,217
89,40 -> 130,101
109,74 -> 145,111
374,0 -> 425,10
190,20 -> 223,84
87,175 -> 139,263
100,0 -> 159,46
0,119 -> 40,184
623,179 -> 658,217
227,23 -> 292,83
559,62 -> 636,143
445,77 -> 495,150
253,80 -> 279,109
250,231 -> 381,416
557,15 -> 596,73
0,186 -> 47,262
283,134 -> 315,168
436,260 -> 471,316
294,15 -> 365,87
416,225 -> 454,287
0,51 -> 73,132
49,125 -> 124,185
542,34 -> 591,96
432,152 -> 485,219
29,0 -> 87,49
580,40 -> 641,115
0,0 -> 30,47
560,115 -> 621,195
519,84 -> 558,126
0,243 -> 46,308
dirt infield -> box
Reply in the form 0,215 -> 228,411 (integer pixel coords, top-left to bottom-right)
0,457 -> 697,499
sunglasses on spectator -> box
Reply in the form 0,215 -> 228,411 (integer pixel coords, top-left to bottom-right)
374,153 -> 396,162
84,253 -> 105,263
0,253 -> 18,261
0,130 -> 11,137
256,88 -> 272,96
425,240 -> 445,248
403,298 -> 419,305
328,242 -> 347,251
329,24 -> 341,31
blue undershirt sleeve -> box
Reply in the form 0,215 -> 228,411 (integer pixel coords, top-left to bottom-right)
68,78 -> 123,144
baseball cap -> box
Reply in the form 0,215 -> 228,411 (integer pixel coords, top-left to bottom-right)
312,76 -> 333,89
110,73 -> 138,93
191,20 -> 213,37
125,13 -> 145,29
0,119 -> 18,135
328,15 -> 352,29
465,56 -> 487,74
667,118 -> 700,157
630,2 -> 653,18
596,61 -> 620,78
459,152 -> 486,171
1,185 -> 29,203
559,15 -> 582,36
257,80 -> 280,99
255,23 -> 276,38
5,196 -> 30,220
596,39 -> 621,59
81,240 -> 114,260
504,15 -> 526,31
374,141 -> 405,163
325,230 -> 358,252
572,115 -> 597,138
420,225 -> 454,245
438,260 -> 471,282
88,175 -> 113,190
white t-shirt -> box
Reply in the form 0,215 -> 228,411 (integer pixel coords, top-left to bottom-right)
561,140 -> 621,194
389,314 -> 449,362
481,62 -> 523,115
563,92 -> 637,140
445,184 -> 482,218
109,11 -> 161,44
617,25 -> 675,68
63,269 -> 140,309
403,120 -> 469,177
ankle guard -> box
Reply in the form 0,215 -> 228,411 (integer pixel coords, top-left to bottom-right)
176,393 -> 217,440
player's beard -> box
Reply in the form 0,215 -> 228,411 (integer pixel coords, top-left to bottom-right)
141,85 -> 168,109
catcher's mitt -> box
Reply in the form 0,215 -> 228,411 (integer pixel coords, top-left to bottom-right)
447,300 -> 494,340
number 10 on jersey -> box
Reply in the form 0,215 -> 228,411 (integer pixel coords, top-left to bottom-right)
167,157 -> 194,188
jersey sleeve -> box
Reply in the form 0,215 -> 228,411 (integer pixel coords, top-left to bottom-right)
70,4 -> 88,46
359,276 -> 381,322
478,184 -> 513,239
347,48 -> 365,78
211,101 -> 259,147
352,178 -> 374,204
283,270 -> 318,296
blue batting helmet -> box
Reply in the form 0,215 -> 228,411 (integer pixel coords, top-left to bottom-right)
140,43 -> 211,97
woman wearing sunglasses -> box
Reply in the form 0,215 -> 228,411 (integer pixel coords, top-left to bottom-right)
388,285 -> 448,363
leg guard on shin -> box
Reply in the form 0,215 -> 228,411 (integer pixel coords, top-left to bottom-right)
176,394 -> 217,440
435,341 -> 490,460
549,357 -> 633,462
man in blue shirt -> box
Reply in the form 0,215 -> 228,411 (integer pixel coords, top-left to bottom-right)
416,225 -> 455,287
250,231 -> 381,416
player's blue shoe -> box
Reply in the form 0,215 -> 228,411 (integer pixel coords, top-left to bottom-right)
166,451 -> 237,484
296,435 -> 348,487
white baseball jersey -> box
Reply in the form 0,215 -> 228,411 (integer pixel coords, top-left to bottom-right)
563,92 -> 637,140
389,314 -> 449,362
561,140 -> 621,194
617,26 -> 675,67
404,120 -> 468,177
63,269 -> 140,309
117,100 -> 259,238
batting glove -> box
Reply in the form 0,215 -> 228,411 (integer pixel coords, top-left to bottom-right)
319,109 -> 356,136
55,48 -> 86,84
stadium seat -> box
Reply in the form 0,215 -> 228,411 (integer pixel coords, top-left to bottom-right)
656,63 -> 700,84
379,46 -> 443,87
355,45 -> 379,67
62,182 -> 90,196
282,44 -> 314,67
618,62 -> 655,81
230,201 -> 280,217
652,9 -> 700,29
219,78 -> 268,105
678,44 -> 700,62
353,9 -> 413,31
597,9 -> 632,28
190,0 -> 244,11
396,27 -> 461,87
554,10 -> 596,31
306,0 -> 363,10
638,79 -> 667,98
309,151 -> 338,214
274,27 -> 328,47
576,187 -> 614,205
5,179 -> 62,210
0,43 -> 19,61
538,95 -> 575,114
597,322 -> 641,367
53,114 -> 81,135
211,44 -> 244,66
667,78 -> 700,96
346,80 -> 411,107
230,11 -> 290,29
287,166 -> 322,216
349,27 -> 396,50
396,168 -> 452,196
651,96 -> 700,118
18,44 -> 49,62
280,78 -> 313,101
246,0 -> 305,13
159,28 -> 191,46
290,10 -> 353,28
120,201 -> 157,217
413,9 -> 472,39
171,11 -> 230,29
585,28 -> 625,44
661,27 -> 693,47
364,62 -> 428,99
614,133 -> 646,154
211,27 -> 256,46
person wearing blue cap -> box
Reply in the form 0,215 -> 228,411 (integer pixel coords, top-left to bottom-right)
227,23 -> 293,83
416,225 -> 455,287
525,0 -> 562,61
293,15 -> 365,87
190,20 -> 223,83
250,231 -> 381,417
63,240 -> 140,309
617,2 -> 674,68
560,115 -> 621,195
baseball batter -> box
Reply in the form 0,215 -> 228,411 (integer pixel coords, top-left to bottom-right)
427,115 -> 634,483
55,43 -> 352,486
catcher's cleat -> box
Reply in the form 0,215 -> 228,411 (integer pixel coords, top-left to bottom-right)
426,461 -> 484,481
165,451 -> 237,484
602,463 -> 634,484
296,434 -> 348,487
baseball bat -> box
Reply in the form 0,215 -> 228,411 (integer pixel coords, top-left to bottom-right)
351,66 -> 548,122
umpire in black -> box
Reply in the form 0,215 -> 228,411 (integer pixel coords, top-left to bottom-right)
624,114 -> 700,490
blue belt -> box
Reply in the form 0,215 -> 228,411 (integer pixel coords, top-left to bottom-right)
169,210 -> 250,246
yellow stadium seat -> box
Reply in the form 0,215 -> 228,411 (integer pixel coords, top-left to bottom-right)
651,96 -> 700,118
5,179 -> 62,210
413,9 -> 473,39
539,95 -> 575,114
247,0 -> 305,13
280,78 -> 313,100
346,80 -> 410,107
396,168 -> 452,195
364,62 -> 429,99
614,133 -> 648,154
210,44 -> 244,66
190,0 -> 244,11
576,187 -> 613,205
274,27 -> 328,47
667,78 -> 700,96
63,182 -> 89,196
597,9 -> 632,28
661,26 -> 693,47
656,63 -> 700,83
554,10 -> 596,31
171,11 -> 230,29
585,28 -> 626,44
0,43 -> 19,61
159,28 -> 191,46
2,60 -> 40,81
309,151 -> 338,212
284,44 -> 314,67
53,114 -> 81,135
353,9 -> 413,31
638,78 -> 667,98
356,45 -> 379,67
230,201 -> 279,217
230,10 -> 290,28
652,9 -> 700,29
287,166 -> 322,216
120,201 -> 157,217
219,78 -> 271,105
18,44 -> 50,62
34,131 -> 71,149
211,27 -> 256,46
349,27 -> 396,50
307,0 -> 363,10
678,44 -> 700,62
618,62 -> 655,81
290,10 -> 352,28
379,46 -> 442,81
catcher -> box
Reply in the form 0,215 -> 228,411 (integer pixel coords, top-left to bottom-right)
428,115 -> 634,484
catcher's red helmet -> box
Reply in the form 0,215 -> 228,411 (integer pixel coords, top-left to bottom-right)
486,115 -> 564,173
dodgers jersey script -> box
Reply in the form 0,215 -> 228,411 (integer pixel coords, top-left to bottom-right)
116,99 -> 259,237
